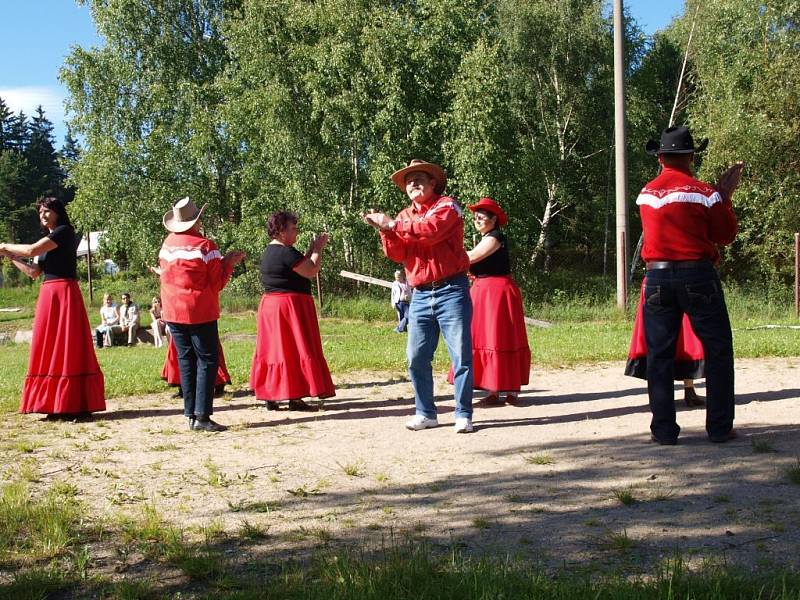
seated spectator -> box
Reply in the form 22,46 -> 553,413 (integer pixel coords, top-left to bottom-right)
150,296 -> 166,348
118,292 -> 139,346
95,293 -> 120,348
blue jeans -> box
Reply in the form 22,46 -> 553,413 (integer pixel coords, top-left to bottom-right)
395,301 -> 409,332
167,320 -> 219,419
643,265 -> 735,442
407,275 -> 473,419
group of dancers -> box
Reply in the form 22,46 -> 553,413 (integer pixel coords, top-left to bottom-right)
0,126 -> 743,442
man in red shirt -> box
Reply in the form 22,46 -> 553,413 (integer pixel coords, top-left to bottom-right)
364,159 -> 474,433
159,197 -> 245,432
637,126 -> 744,444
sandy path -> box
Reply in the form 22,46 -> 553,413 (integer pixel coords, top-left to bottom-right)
6,357 -> 800,571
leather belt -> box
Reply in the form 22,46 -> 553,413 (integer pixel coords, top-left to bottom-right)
646,260 -> 712,270
415,272 -> 466,291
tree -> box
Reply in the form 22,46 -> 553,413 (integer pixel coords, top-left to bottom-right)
676,0 -> 800,283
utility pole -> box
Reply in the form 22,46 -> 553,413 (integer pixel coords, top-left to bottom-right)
613,0 -> 629,308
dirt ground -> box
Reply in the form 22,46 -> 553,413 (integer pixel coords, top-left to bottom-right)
6,357 -> 800,574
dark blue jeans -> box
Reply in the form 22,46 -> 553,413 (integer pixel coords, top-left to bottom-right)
167,320 -> 219,419
395,301 -> 409,332
643,265 -> 735,442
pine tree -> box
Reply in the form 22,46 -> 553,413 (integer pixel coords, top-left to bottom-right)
25,105 -> 62,199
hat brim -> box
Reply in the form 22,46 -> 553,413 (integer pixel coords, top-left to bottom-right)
390,163 -> 447,194
163,203 -> 206,233
646,137 -> 709,155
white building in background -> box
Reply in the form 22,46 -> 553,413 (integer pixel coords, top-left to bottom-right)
76,231 -> 119,275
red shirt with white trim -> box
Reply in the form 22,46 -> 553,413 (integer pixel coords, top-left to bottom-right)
637,166 -> 738,263
379,194 -> 470,288
158,231 -> 234,324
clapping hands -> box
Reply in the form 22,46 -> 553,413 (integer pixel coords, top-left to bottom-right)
362,211 -> 394,230
716,161 -> 745,201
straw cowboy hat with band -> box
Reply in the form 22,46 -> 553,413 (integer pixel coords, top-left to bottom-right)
468,197 -> 508,228
391,159 -> 447,194
645,125 -> 708,156
163,197 -> 206,233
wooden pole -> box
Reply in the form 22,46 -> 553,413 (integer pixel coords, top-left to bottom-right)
86,232 -> 94,304
795,232 -> 799,319
613,0 -> 629,308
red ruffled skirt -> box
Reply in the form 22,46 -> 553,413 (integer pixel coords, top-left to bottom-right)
250,292 -> 335,401
161,336 -> 231,386
624,280 -> 705,380
21,279 -> 105,414
450,275 -> 531,392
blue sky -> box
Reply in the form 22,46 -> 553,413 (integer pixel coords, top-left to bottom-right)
0,0 -> 684,147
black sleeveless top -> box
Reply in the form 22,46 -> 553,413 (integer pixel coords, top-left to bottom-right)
260,243 -> 312,294
469,229 -> 510,277
39,225 -> 78,281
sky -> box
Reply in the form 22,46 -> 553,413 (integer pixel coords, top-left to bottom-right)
0,1 -> 685,148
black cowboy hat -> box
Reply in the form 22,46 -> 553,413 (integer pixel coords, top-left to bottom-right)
645,125 -> 708,155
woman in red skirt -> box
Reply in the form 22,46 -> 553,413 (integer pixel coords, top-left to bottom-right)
0,197 -> 105,417
625,278 -> 705,407
162,336 -> 232,396
250,211 -> 335,410
455,198 -> 530,405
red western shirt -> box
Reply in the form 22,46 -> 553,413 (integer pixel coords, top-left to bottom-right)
379,194 -> 470,288
637,166 -> 738,263
158,231 -> 233,324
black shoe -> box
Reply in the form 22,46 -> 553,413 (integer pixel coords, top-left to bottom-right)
192,418 -> 227,432
683,388 -> 705,408
650,433 -> 678,446
265,401 -> 280,411
288,398 -> 317,412
214,384 -> 226,397
710,429 -> 738,443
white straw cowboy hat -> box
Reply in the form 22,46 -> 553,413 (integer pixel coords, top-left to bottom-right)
163,197 -> 206,233
390,159 -> 447,194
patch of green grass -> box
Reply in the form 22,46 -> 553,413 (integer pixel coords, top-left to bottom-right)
602,529 -> 637,553
0,480 -> 82,562
203,459 -> 230,488
613,487 -> 638,506
472,517 -> 492,529
524,453 -> 554,465
338,460 -> 365,477
238,519 -> 269,541
751,437 -> 777,454
786,459 -> 800,485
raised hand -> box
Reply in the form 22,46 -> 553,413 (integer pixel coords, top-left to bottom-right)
716,161 -> 745,201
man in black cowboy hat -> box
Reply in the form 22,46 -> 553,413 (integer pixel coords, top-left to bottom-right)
637,126 -> 744,445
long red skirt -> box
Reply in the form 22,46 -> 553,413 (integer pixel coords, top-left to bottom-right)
161,337 -> 231,386
250,292 -> 335,401
624,279 -> 705,380
449,275 -> 531,392
21,279 -> 105,414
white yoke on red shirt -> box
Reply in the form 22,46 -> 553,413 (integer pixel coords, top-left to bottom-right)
379,194 -> 470,288
637,166 -> 738,262
158,231 -> 233,324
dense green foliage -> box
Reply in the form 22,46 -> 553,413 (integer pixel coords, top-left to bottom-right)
0,98 -> 77,286
50,0 -> 799,294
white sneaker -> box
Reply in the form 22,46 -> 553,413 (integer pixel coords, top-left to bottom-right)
454,418 -> 474,433
405,415 -> 439,431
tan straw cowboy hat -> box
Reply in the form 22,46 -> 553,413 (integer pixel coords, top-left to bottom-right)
390,159 -> 447,194
163,197 -> 206,233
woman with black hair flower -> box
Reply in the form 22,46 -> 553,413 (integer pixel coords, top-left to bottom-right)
0,197 -> 105,417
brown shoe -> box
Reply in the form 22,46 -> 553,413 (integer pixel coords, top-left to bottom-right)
478,393 -> 502,406
288,398 -> 318,412
683,387 -> 705,408
504,393 -> 519,405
